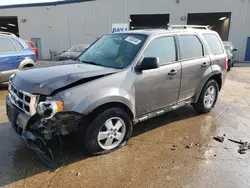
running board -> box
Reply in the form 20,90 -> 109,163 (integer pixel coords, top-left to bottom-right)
135,99 -> 193,124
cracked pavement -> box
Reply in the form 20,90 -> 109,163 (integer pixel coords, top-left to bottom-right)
0,65 -> 250,188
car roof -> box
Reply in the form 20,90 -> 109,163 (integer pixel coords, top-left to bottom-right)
0,34 -> 15,38
112,28 -> 217,37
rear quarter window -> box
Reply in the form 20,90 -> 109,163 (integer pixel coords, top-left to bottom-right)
12,39 -> 24,51
203,34 -> 224,55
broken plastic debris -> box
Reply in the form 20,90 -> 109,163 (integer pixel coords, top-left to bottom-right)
213,136 -> 225,143
228,138 -> 244,145
228,138 -> 250,155
186,142 -> 193,149
238,142 -> 249,155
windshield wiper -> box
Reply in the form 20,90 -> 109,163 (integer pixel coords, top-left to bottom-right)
81,60 -> 102,67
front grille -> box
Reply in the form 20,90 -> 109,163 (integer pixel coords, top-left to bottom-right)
8,82 -> 37,115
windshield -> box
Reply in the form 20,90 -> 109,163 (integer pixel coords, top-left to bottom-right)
68,45 -> 88,52
79,34 -> 147,69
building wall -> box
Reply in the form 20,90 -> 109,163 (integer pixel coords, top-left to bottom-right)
0,0 -> 249,61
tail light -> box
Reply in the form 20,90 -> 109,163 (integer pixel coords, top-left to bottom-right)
224,56 -> 228,70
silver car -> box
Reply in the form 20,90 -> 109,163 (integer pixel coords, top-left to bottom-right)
58,44 -> 89,61
6,26 -> 227,164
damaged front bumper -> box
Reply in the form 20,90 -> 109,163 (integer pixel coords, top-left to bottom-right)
6,96 -> 83,138
6,96 -> 83,167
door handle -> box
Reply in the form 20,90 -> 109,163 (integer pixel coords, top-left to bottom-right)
17,56 -> 22,60
201,62 -> 209,68
168,69 -> 178,76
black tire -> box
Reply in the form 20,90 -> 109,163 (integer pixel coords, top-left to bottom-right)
194,79 -> 219,114
85,108 -> 132,155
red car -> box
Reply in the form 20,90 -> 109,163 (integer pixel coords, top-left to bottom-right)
26,40 -> 38,61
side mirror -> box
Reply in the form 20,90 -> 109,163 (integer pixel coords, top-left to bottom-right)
232,48 -> 238,52
137,57 -> 159,71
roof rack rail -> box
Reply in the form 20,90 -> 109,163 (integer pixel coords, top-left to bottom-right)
0,31 -> 16,36
167,25 -> 209,30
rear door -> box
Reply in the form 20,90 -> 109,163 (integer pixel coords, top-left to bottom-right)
177,34 -> 211,102
135,35 -> 181,116
202,33 -> 226,72
11,38 -> 29,66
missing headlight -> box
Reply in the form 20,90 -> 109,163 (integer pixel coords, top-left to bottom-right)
37,100 -> 64,119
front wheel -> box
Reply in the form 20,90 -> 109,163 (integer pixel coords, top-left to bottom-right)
194,79 -> 219,114
85,108 -> 133,155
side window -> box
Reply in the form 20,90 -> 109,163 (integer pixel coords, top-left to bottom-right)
179,35 -> 203,60
144,36 -> 176,65
0,37 -> 16,52
12,39 -> 24,51
203,34 -> 224,55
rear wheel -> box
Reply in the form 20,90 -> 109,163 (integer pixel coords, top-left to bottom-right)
194,79 -> 219,114
85,108 -> 132,155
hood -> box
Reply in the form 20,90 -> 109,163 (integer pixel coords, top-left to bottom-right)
11,60 -> 119,95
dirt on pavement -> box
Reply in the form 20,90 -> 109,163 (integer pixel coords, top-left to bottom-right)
0,65 -> 250,188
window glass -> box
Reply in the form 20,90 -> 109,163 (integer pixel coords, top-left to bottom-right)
203,34 -> 224,55
179,35 -> 203,60
144,36 -> 176,65
79,34 -> 147,69
0,37 -> 16,52
12,39 -> 24,51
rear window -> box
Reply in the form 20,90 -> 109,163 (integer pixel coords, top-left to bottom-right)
0,37 -> 16,52
179,35 -> 203,60
203,34 -> 224,55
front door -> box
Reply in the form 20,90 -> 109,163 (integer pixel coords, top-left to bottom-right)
135,35 -> 181,116
31,38 -> 42,59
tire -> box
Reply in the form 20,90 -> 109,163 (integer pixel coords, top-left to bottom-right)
194,79 -> 219,114
85,108 -> 133,155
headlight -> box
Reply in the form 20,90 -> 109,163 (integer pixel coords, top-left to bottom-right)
37,100 -> 64,119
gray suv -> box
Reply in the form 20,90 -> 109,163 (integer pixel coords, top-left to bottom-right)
6,26 -> 227,162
